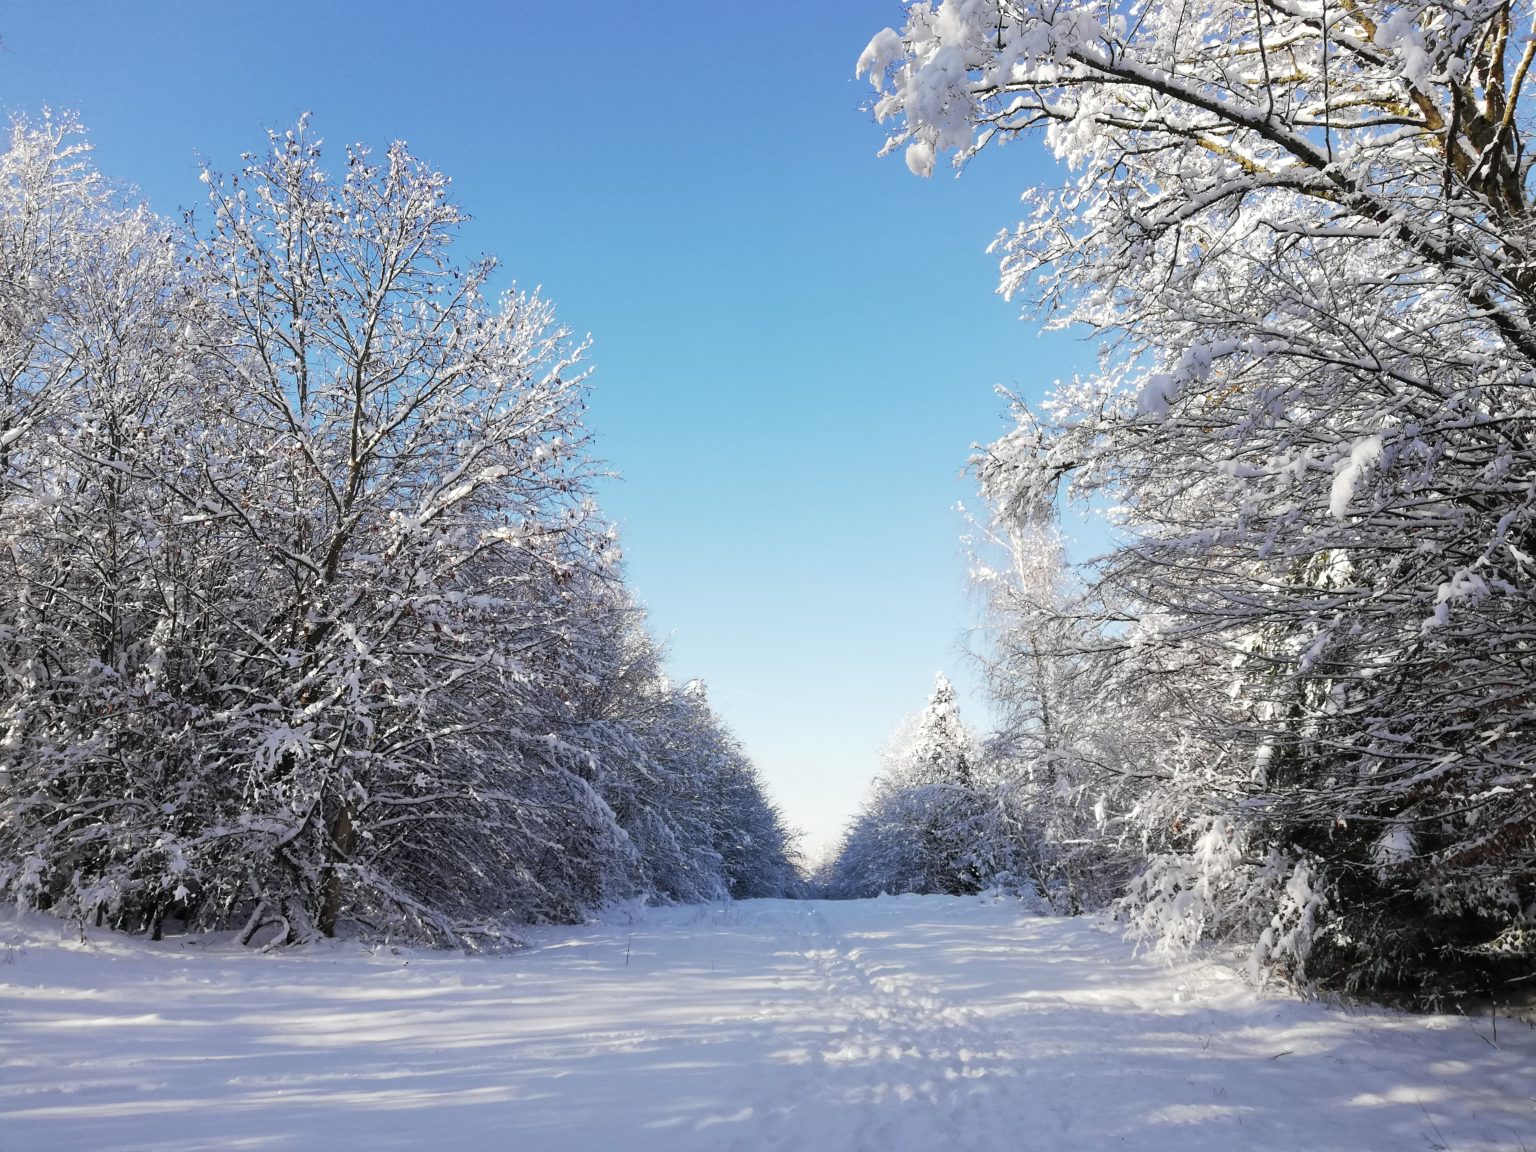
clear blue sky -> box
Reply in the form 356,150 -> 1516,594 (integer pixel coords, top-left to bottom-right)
0,1 -> 1091,856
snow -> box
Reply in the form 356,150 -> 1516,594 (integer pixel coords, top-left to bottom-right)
905,137 -> 936,178
1330,433 -> 1383,519
855,27 -> 903,85
2,895 -> 1532,1151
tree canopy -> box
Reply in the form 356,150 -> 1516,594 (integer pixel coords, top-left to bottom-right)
858,0 -> 1536,1002
0,117 -> 799,946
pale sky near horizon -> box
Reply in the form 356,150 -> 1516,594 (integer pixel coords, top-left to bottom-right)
0,1 -> 1093,856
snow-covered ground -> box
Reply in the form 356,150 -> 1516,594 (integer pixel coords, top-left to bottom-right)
1,894 -> 1531,1151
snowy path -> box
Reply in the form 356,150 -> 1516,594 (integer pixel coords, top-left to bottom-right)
1,895 -> 1532,1151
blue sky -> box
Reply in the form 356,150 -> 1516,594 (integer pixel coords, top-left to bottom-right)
0,1 -> 1091,855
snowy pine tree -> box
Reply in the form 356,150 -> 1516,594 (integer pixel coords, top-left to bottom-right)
829,675 -> 1001,898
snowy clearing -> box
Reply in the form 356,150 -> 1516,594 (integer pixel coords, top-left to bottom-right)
1,895 -> 1532,1151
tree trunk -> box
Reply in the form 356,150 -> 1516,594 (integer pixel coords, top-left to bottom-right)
318,799 -> 357,938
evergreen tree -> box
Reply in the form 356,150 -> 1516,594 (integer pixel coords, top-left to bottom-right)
829,675 -> 997,898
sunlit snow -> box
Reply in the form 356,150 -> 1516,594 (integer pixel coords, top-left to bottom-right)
3,895 -> 1531,1151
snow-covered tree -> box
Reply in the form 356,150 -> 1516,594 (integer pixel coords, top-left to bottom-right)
968,509 -> 1147,912
0,115 -> 236,938
828,675 -> 1001,898
0,118 -> 798,945
559,598 -> 801,904
176,119 -> 616,943
861,1 -> 1536,999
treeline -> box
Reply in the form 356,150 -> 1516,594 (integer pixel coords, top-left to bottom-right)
0,117 -> 798,947
832,1 -> 1535,1006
